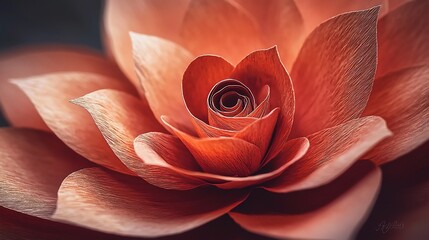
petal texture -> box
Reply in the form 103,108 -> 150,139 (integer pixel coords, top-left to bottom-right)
377,0 -> 429,77
0,45 -> 129,131
363,66 -> 429,164
230,162 -> 382,239
265,116 -> 391,193
103,0 -> 190,86
291,7 -> 378,137
0,128 -> 89,219
180,0 -> 263,64
13,72 -> 134,174
53,167 -> 248,237
131,33 -> 195,132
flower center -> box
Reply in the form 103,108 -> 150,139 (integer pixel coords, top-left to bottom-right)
208,79 -> 256,117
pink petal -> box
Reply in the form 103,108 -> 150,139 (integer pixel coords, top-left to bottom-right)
103,0 -> 190,87
13,72 -> 135,175
182,55 -> 234,123
295,0 -> 388,33
135,132 -> 309,189
231,47 -> 295,162
230,162 -> 382,239
180,0 -> 264,64
0,128 -> 89,219
162,116 -> 262,177
377,0 -> 429,77
235,0 -> 305,68
363,66 -> 429,164
52,167 -> 248,237
264,116 -> 391,193
131,33 -> 195,133
291,7 -> 378,137
0,45 -> 130,131
388,0 -> 412,11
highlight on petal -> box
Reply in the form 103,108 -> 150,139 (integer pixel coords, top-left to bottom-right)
291,7 -> 379,137
231,47 -> 295,162
295,0 -> 388,33
134,132 -> 309,190
131,33 -> 195,132
264,116 -> 391,193
13,72 -> 135,175
162,116 -> 262,177
180,0 -> 264,64
103,0 -> 190,86
376,0 -> 429,77
53,167 -> 249,237
230,162 -> 382,239
0,45 -> 129,131
0,128 -> 89,219
363,66 -> 429,164
235,0 -> 305,68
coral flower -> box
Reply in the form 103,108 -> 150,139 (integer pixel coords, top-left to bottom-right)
0,0 -> 428,239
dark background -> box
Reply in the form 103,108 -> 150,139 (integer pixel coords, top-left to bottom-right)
0,0 -> 103,127
0,1 -> 428,239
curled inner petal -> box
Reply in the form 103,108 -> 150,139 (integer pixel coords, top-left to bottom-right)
208,79 -> 256,118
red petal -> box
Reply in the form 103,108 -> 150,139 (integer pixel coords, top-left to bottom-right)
235,0 -> 305,68
291,7 -> 378,137
363,66 -> 429,164
230,162 -> 382,239
162,116 -> 262,177
131,33 -> 195,133
264,116 -> 391,193
0,45 -> 130,131
72,88 -> 167,168
231,47 -> 295,162
103,0 -> 190,87
0,128 -> 89,219
182,55 -> 234,123
377,0 -> 429,77
296,0 -> 388,33
180,0 -> 263,64
135,132 -> 309,189
13,72 -> 134,175
53,168 -> 248,237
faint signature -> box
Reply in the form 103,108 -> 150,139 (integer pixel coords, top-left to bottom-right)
376,220 -> 404,234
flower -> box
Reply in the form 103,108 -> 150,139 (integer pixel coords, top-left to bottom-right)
0,0 -> 428,239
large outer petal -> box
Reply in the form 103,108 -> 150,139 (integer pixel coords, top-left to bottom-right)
376,0 -> 429,77
264,116 -> 391,193
131,33 -> 195,132
103,0 -> 190,86
52,167 -> 249,238
0,45 -> 129,130
231,47 -> 295,162
235,0 -> 305,68
295,0 -> 387,33
13,72 -> 135,175
291,7 -> 378,137
180,0 -> 264,65
363,66 -> 429,164
0,128 -> 89,219
135,133 -> 309,190
230,162 -> 382,239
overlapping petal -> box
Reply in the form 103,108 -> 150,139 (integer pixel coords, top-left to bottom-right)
230,161 -> 382,239
291,7 -> 378,137
13,72 -> 134,175
53,167 -> 248,238
264,116 -> 391,193
104,0 -> 190,86
180,0 -> 263,65
0,128 -> 90,219
0,45 -> 129,130
363,66 -> 429,164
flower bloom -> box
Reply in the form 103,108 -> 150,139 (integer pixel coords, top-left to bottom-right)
0,0 -> 428,239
